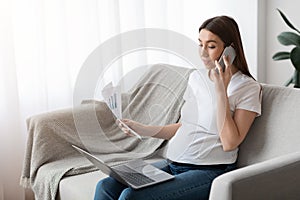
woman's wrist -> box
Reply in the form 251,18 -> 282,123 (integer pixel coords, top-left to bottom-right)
142,125 -> 164,137
129,122 -> 161,137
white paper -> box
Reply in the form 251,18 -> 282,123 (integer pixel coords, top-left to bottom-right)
101,82 -> 122,119
101,82 -> 142,140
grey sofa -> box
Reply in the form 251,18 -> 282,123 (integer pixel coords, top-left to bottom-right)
58,84 -> 300,200
209,84 -> 300,200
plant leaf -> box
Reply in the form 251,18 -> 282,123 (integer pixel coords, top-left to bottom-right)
277,32 -> 300,46
290,47 -> 300,71
272,51 -> 290,60
277,8 -> 300,34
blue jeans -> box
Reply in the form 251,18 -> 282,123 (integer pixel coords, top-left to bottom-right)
94,160 -> 236,200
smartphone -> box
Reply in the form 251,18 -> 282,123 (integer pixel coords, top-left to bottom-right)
217,46 -> 236,73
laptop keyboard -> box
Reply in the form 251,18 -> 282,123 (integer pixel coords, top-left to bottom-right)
115,165 -> 155,186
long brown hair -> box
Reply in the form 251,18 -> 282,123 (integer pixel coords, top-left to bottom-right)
199,16 -> 254,79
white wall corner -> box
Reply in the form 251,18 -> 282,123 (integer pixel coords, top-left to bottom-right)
257,0 -> 267,83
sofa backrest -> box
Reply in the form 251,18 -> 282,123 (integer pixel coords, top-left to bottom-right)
237,84 -> 300,167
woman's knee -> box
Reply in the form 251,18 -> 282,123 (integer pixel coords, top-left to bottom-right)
119,188 -> 139,200
95,179 -> 108,197
96,178 -> 111,191
94,178 -> 116,198
95,177 -> 128,200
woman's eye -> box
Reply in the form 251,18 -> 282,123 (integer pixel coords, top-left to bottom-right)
208,46 -> 216,49
199,44 -> 203,47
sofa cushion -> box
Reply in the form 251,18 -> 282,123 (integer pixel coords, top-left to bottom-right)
58,170 -> 106,200
238,85 -> 300,167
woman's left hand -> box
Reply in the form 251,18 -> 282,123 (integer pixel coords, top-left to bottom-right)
210,55 -> 233,92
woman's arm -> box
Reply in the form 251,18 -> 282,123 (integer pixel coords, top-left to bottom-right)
118,119 -> 181,140
216,93 -> 257,151
212,58 -> 257,151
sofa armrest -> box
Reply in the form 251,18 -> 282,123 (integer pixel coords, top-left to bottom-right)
209,152 -> 300,200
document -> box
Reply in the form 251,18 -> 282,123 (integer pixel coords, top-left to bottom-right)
101,82 -> 122,119
102,82 -> 142,140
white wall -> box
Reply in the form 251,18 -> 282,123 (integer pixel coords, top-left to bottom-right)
263,0 -> 300,85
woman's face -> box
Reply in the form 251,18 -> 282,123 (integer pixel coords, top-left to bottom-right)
198,29 -> 225,69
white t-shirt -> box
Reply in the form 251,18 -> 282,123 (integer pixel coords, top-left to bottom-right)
166,70 -> 262,165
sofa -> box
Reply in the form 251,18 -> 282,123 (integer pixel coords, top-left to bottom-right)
22,64 -> 300,200
57,83 -> 300,200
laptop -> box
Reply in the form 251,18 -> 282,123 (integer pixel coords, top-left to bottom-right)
72,145 -> 174,189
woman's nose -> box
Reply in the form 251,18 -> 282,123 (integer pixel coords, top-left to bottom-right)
200,47 -> 208,57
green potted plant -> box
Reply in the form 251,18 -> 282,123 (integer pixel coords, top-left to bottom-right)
272,8 -> 300,88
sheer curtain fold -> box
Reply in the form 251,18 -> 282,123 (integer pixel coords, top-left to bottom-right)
0,1 -> 25,199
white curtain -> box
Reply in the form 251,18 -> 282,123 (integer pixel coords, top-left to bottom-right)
0,1 -> 186,199
0,0 -> 258,199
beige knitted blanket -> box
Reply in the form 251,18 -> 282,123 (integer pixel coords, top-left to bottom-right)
20,64 -> 194,200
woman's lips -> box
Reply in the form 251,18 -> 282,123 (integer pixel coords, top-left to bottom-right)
202,59 -> 210,65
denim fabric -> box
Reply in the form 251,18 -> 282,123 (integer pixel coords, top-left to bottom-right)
94,160 -> 236,200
